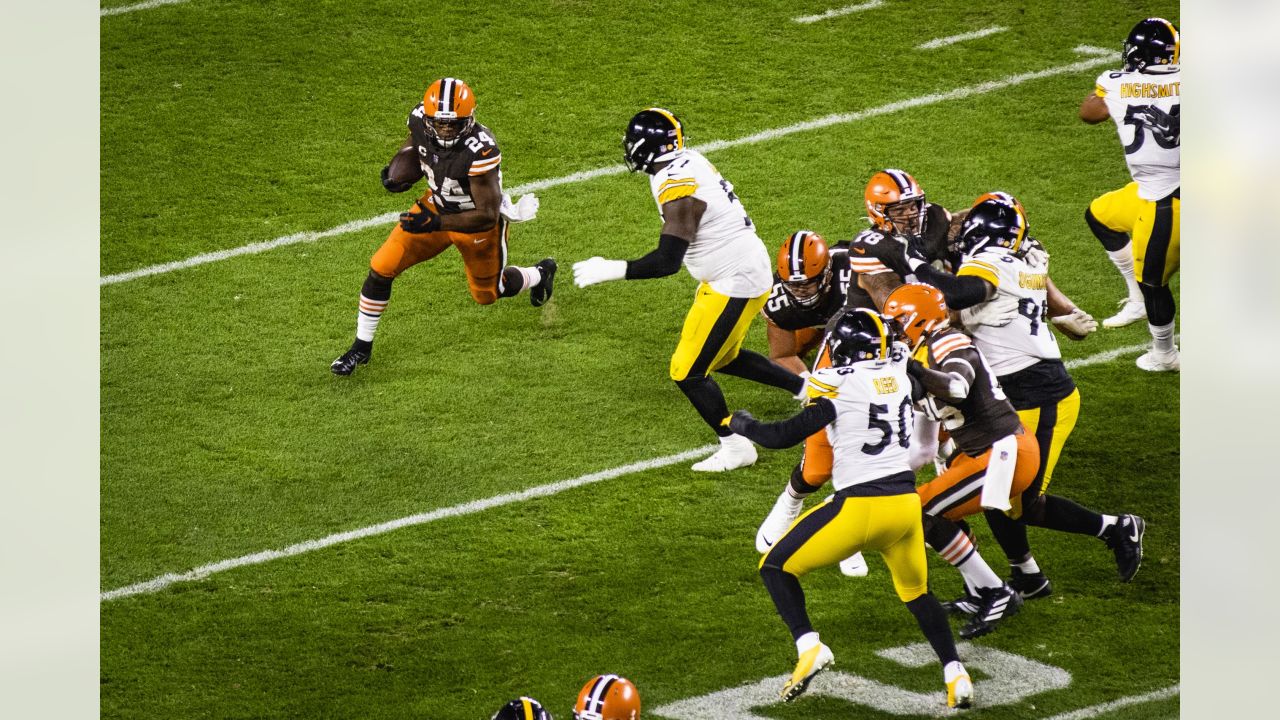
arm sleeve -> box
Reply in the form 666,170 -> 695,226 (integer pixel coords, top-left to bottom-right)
625,233 -> 690,279
912,264 -> 990,310
731,398 -> 837,449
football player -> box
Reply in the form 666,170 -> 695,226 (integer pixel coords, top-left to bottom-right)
573,674 -> 640,720
729,309 -> 974,710
1080,18 -> 1181,371
572,109 -> 804,472
493,696 -> 554,720
762,230 -> 852,375
331,77 -> 556,375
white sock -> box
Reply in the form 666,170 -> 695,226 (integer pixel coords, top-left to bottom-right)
1149,321 -> 1176,354
1098,514 -> 1119,538
778,489 -> 805,510
942,534 -> 1003,590
795,632 -> 820,656
1013,557 -> 1040,574
356,294 -> 388,342
1105,245 -> 1142,302
944,660 -> 967,683
519,265 -> 542,290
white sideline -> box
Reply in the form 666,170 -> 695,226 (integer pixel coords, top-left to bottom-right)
100,47 -> 1114,287
1040,684 -> 1179,720
101,0 -> 190,16
917,26 -> 1009,50
792,1 -> 884,24
99,445 -> 716,602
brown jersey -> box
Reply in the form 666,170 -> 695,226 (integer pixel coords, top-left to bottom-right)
407,104 -> 502,214
846,202 -> 954,309
915,328 -> 1023,457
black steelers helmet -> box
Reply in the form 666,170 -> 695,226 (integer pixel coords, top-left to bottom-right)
492,696 -> 554,720
827,308 -> 891,367
955,197 -> 1029,257
623,108 -> 686,174
1123,18 -> 1180,72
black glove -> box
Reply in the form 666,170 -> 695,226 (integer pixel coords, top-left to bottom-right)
399,201 -> 443,233
381,165 -> 415,193
1138,105 -> 1179,146
728,409 -> 758,435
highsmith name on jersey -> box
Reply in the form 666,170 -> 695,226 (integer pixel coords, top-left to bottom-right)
763,242 -> 852,330
649,150 -> 772,297
804,352 -> 915,492
956,242 -> 1060,376
1095,66 -> 1181,200
408,104 -> 503,214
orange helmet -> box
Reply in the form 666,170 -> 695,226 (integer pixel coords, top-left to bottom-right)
776,230 -> 832,308
574,675 -> 640,720
883,283 -> 949,350
865,169 -> 927,237
422,77 -> 477,148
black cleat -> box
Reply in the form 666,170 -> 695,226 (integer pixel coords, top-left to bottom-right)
959,583 -> 1023,639
1106,514 -> 1146,582
1009,567 -> 1053,600
530,257 -> 557,307
942,588 -> 983,617
330,347 -> 371,376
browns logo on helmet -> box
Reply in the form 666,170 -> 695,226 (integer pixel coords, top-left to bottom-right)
422,77 -> 477,148
883,282 -> 949,351
865,169 -> 927,238
573,674 -> 640,720
776,230 -> 832,309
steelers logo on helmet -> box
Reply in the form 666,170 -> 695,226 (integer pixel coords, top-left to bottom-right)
865,169 -> 926,238
622,108 -> 686,174
883,282 -> 949,351
573,674 -> 641,720
492,696 -> 554,720
776,230 -> 832,309
827,308 -> 891,367
1123,17 -> 1180,73
956,196 -> 1029,258
422,77 -> 477,148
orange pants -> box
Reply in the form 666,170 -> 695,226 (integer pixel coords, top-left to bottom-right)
916,432 -> 1041,521
370,201 -> 509,305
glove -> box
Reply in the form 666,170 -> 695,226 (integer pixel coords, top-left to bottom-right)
728,410 -> 757,435
1138,105 -> 1179,145
380,165 -> 415,193
500,193 -> 540,223
959,293 -> 1020,329
572,257 -> 628,287
1050,308 -> 1098,340
399,201 -> 442,233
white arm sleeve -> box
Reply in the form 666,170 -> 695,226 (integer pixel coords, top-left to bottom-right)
979,434 -> 1019,511
908,418 -> 941,472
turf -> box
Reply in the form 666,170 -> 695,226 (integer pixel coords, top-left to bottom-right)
101,1 -> 1180,718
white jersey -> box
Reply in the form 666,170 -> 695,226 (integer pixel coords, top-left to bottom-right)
956,243 -> 1060,376
1095,66 -> 1181,200
805,350 -> 914,492
649,150 -> 772,297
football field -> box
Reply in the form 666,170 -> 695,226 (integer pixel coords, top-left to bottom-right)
101,1 -> 1180,718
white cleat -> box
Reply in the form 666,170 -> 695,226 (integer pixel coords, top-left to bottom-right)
838,551 -> 869,577
691,434 -> 758,472
1102,298 -> 1146,328
780,643 -> 834,702
1136,347 -> 1180,372
756,492 -> 804,553
945,660 -> 974,709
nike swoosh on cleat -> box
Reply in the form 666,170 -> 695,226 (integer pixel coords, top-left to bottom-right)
1129,522 -> 1141,543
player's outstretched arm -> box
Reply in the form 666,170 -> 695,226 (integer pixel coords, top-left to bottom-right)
728,399 -> 837,449
1045,276 -> 1098,340
573,195 -> 702,287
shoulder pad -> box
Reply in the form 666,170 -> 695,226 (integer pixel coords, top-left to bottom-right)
928,330 -> 974,363
806,368 -> 844,401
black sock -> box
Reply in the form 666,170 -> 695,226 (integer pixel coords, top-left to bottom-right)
1031,495 -> 1105,537
498,266 -> 525,298
788,464 -> 820,498
1138,282 -> 1176,326
905,593 -> 960,665
1085,207 -> 1130,252
984,507 -> 1032,562
760,565 -> 813,641
674,375 -> 732,437
718,349 -> 805,394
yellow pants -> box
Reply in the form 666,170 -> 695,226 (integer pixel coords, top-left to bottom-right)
1089,182 -> 1180,286
1015,388 -> 1081,501
761,492 -> 929,602
669,283 -> 769,380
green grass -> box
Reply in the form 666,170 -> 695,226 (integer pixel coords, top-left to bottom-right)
102,1 -> 1180,718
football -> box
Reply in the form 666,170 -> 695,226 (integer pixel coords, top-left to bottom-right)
385,144 -> 423,187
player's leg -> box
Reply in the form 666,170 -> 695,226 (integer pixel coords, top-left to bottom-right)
332,221 -> 450,375
1133,191 -> 1181,371
455,219 -> 555,306
1086,183 -> 1147,327
757,429 -> 832,553
712,290 -> 803,394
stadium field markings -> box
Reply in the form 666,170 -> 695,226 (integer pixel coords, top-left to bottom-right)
100,337 -> 1159,603
100,46 -> 1113,287
101,0 -> 190,16
917,26 -> 1009,50
791,1 -> 884,24
1041,684 -> 1179,720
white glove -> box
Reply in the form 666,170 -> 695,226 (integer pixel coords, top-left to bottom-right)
499,193 -> 539,223
959,293 -> 1020,329
1050,308 -> 1098,340
572,257 -> 628,287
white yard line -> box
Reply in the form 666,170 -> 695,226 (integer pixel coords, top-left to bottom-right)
1040,685 -> 1179,720
792,1 -> 884,24
101,0 -> 191,17
918,25 -> 1009,50
1064,340 -> 1161,370
100,48 -> 1115,287
100,445 -> 716,602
